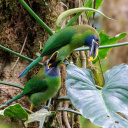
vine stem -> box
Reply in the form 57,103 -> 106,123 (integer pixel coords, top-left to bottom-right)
1,42 -> 128,64
57,108 -> 81,116
0,45 -> 43,66
92,0 -> 96,27
0,81 -> 24,90
19,0 -> 53,36
1,42 -> 128,65
74,42 -> 128,51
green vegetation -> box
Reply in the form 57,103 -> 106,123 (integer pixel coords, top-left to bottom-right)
0,0 -> 128,128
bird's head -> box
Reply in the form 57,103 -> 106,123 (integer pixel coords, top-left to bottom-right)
44,51 -> 60,77
85,35 -> 100,61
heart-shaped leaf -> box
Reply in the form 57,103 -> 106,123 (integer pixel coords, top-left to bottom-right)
66,63 -> 128,128
0,104 -> 28,120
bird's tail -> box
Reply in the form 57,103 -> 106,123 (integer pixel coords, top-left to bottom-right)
18,57 -> 43,78
4,93 -> 24,105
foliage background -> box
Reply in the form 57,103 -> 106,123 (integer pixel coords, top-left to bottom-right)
0,0 -> 128,128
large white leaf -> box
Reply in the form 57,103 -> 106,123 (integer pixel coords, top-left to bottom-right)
66,63 -> 128,128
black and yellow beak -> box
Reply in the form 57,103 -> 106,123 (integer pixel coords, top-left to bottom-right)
88,39 -> 99,61
47,51 -> 60,68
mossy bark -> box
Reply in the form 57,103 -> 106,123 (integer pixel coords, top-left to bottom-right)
0,0 -> 81,127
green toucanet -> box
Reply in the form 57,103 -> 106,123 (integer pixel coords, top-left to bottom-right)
19,25 -> 100,77
4,52 -> 61,107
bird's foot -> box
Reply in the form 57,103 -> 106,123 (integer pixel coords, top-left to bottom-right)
63,58 -> 69,65
40,105 -> 49,110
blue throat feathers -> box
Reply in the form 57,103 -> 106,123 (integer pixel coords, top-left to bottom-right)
45,66 -> 59,77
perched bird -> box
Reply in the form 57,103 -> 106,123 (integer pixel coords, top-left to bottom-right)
4,52 -> 61,108
19,25 -> 100,78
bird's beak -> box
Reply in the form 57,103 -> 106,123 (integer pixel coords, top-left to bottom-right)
48,51 -> 60,68
88,39 -> 99,61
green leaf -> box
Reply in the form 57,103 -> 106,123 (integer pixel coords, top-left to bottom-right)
84,0 -> 103,17
56,7 -> 113,31
66,63 -> 128,128
25,109 -> 53,127
93,32 -> 127,63
0,104 -> 28,120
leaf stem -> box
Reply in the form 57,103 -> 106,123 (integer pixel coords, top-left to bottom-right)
19,0 -> 53,36
0,81 -> 24,90
23,107 -> 34,114
57,108 -> 81,116
39,98 -> 52,128
97,56 -> 105,86
57,96 -> 70,101
91,67 -> 103,87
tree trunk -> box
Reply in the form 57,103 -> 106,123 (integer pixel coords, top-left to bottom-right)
0,0 -> 81,127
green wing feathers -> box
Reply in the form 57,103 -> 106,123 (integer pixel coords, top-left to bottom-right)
23,76 -> 48,95
41,25 -> 99,57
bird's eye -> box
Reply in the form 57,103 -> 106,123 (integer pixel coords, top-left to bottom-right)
96,38 -> 99,42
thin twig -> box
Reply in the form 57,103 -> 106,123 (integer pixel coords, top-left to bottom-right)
97,55 -> 105,86
78,0 -> 86,69
0,57 -> 7,77
63,101 -> 71,128
21,120 -> 26,128
0,89 -> 12,99
12,35 -> 27,70
92,0 -> 96,27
